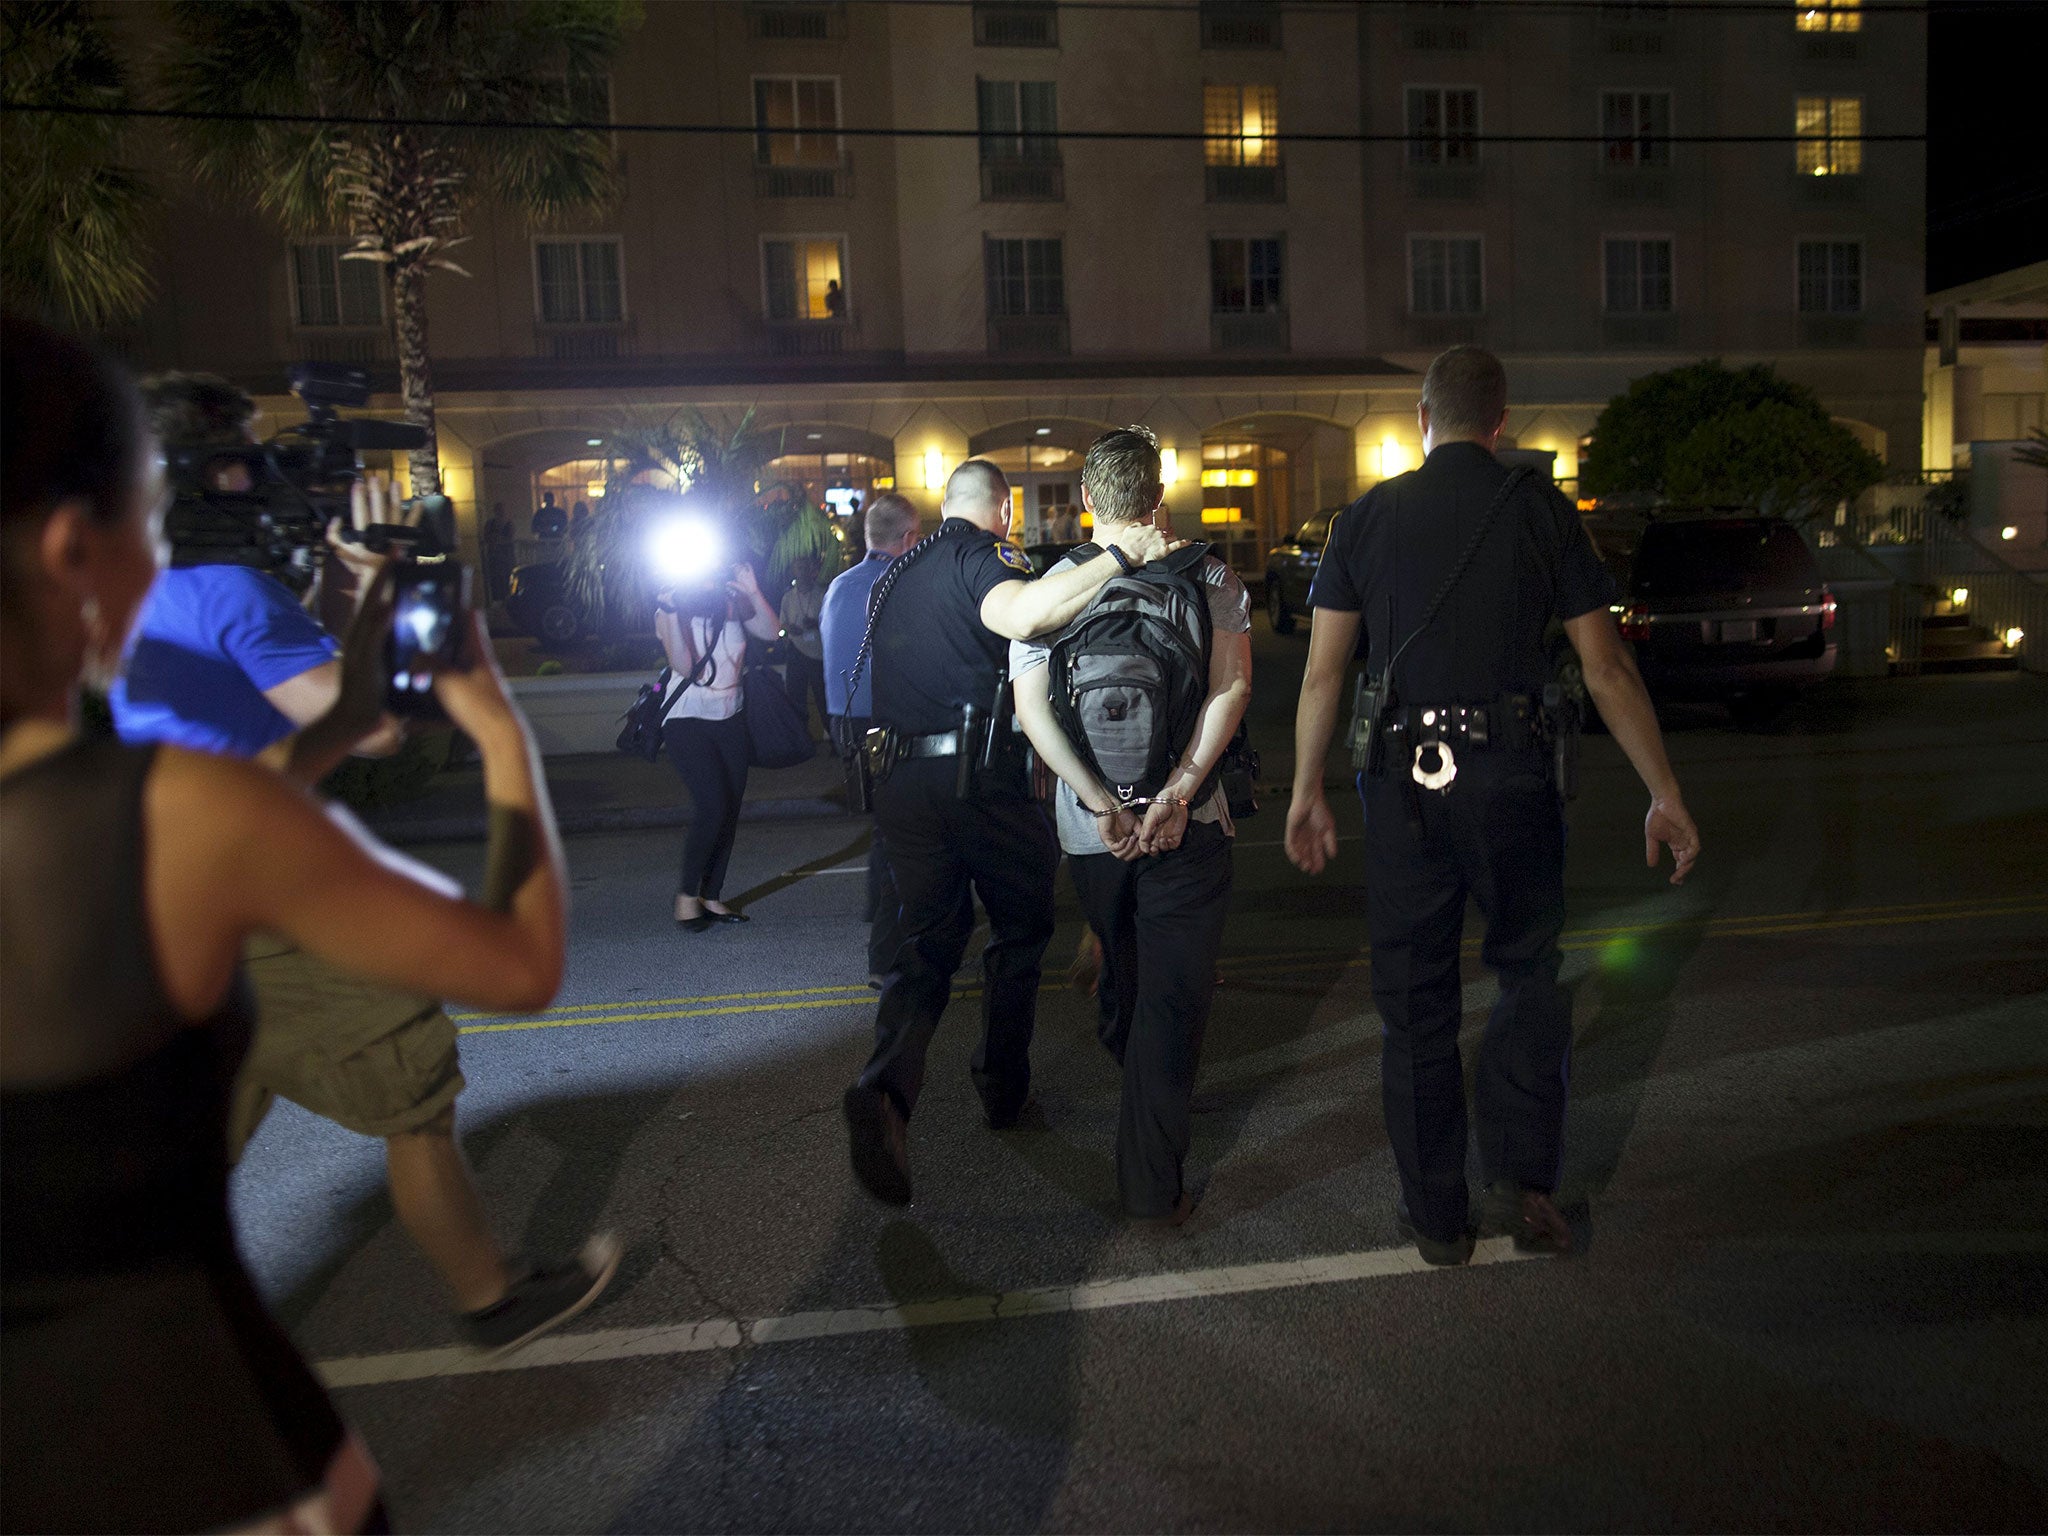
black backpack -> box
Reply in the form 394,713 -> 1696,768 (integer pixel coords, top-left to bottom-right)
1045,543 -> 1216,805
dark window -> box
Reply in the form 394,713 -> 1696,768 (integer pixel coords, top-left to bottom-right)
1635,522 -> 1819,595
290,243 -> 384,327
1604,238 -> 1673,313
754,77 -> 842,167
534,239 -> 623,324
1410,236 -> 1482,314
1406,86 -> 1480,167
985,237 -> 1065,317
977,79 -> 1060,161
1210,237 -> 1284,314
1797,241 -> 1861,313
973,1 -> 1058,47
1601,91 -> 1670,169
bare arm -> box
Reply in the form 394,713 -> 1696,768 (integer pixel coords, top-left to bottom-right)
1135,628 -> 1253,854
978,522 -> 1179,641
1283,607 -> 1362,875
149,615 -> 569,1019
732,567 -> 782,642
1011,665 -> 1140,858
1563,608 -> 1700,884
261,569 -> 406,787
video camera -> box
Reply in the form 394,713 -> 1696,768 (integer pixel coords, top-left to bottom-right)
647,504 -> 744,619
163,361 -> 442,587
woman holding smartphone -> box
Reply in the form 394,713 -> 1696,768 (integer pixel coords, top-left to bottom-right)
0,314 -> 571,1534
656,543 -> 780,932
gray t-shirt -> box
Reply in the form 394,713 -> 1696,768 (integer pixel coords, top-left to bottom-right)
1010,553 -> 1252,857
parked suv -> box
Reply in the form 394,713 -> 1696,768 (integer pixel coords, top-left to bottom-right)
504,560 -> 583,648
1263,510 -> 1344,633
1616,516 -> 1836,726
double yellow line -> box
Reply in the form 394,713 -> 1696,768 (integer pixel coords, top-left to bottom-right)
450,894 -> 2046,1037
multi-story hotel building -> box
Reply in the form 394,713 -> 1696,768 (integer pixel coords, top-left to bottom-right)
113,0 -> 1926,573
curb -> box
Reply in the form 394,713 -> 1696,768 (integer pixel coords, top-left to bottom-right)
365,794 -> 848,846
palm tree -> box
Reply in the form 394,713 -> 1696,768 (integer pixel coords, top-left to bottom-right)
157,0 -> 636,495
1,2 -> 155,329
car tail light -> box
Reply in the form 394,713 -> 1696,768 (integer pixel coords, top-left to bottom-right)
1617,604 -> 1651,642
1820,587 -> 1837,631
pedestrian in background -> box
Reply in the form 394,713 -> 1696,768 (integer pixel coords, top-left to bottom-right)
779,552 -> 829,744
0,313 -> 572,1533
658,554 -> 782,931
531,491 -> 565,541
1287,345 -> 1701,1264
1011,426 -> 1252,1224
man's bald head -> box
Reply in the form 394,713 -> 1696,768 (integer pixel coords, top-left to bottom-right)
942,459 -> 1011,534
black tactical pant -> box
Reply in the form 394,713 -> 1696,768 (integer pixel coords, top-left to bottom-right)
1361,746 -> 1571,1244
1069,820 -> 1234,1218
859,758 -> 1057,1123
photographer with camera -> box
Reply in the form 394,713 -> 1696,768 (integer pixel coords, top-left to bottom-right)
0,314 -> 575,1531
653,499 -> 782,931
106,371 -> 618,1356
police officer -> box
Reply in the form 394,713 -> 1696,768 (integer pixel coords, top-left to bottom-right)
841,459 -> 1176,1206
1285,346 -> 1700,1265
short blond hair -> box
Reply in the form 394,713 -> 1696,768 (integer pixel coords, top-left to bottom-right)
1081,425 -> 1161,526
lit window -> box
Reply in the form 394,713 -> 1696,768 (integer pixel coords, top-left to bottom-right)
754,77 -> 842,168
763,238 -> 846,321
534,239 -> 624,325
984,237 -> 1065,317
1409,235 -> 1483,314
1795,97 -> 1862,176
1211,237 -> 1284,314
1797,241 -> 1862,314
290,243 -> 384,328
1601,91 -> 1670,170
1795,0 -> 1860,33
977,80 -> 1060,162
1604,238 -> 1674,313
1204,83 -> 1280,168
1406,86 -> 1481,169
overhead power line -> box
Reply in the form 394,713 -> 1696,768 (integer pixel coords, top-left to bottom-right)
0,101 -> 1929,146
880,0 -> 1966,11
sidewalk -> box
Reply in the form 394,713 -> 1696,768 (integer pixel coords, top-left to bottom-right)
361,742 -> 850,845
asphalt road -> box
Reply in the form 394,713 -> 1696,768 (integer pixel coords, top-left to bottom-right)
233,627 -> 2048,1533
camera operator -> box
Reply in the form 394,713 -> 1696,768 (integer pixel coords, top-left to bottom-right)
0,313 -> 572,1532
655,517 -> 781,931
106,372 -> 618,1353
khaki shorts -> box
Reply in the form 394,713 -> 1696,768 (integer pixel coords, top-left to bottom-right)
229,939 -> 466,1160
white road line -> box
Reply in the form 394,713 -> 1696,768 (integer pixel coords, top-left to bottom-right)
316,1237 -> 1535,1390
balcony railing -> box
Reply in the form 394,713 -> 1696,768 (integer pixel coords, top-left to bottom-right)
1205,163 -> 1286,203
1405,3 -> 1479,50
1798,313 -> 1865,348
533,320 -> 636,361
763,317 -> 855,357
1406,313 -> 1481,347
1408,167 -> 1482,201
1199,2 -> 1281,48
973,1 -> 1058,47
290,330 -> 392,365
1211,310 -> 1289,352
1801,32 -> 1860,61
988,314 -> 1069,355
1795,171 -> 1862,203
1601,314 -> 1677,349
745,2 -> 846,41
755,162 -> 853,198
981,159 -> 1064,202
1597,170 -> 1671,202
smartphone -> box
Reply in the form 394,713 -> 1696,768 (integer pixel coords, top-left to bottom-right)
385,561 -> 473,717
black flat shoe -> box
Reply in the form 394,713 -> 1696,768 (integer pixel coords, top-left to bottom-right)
676,914 -> 716,933
703,909 -> 749,924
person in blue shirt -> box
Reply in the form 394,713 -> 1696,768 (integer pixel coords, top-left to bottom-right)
821,492 -> 928,983
108,373 -> 617,1355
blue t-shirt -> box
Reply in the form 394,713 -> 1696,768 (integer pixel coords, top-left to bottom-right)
109,564 -> 339,759
820,551 -> 893,717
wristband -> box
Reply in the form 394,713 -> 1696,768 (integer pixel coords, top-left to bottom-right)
481,803 -> 540,913
1106,544 -> 1135,575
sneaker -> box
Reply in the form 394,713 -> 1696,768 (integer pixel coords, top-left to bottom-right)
1478,1179 -> 1574,1255
462,1233 -> 622,1359
1394,1203 -> 1476,1267
843,1081 -> 912,1206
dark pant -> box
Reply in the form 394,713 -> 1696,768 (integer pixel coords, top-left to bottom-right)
858,758 -> 1057,1124
1069,820 -> 1234,1217
664,714 -> 750,900
1362,747 -> 1571,1243
786,653 -> 828,738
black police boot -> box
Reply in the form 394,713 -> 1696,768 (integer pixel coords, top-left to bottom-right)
1478,1179 -> 1574,1255
1395,1201 -> 1476,1267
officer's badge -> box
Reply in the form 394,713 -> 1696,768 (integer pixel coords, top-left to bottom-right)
996,543 -> 1033,572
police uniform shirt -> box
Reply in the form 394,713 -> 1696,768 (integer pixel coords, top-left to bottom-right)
871,519 -> 1034,736
1308,441 -> 1618,701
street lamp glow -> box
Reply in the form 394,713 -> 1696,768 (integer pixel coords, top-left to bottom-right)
923,447 -> 945,490
2002,526 -> 2019,541
2004,626 -> 2025,650
1160,448 -> 1180,484
1950,586 -> 1969,607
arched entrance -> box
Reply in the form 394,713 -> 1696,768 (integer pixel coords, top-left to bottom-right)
970,418 -> 1115,542
758,424 -> 897,525
1197,412 -> 1355,571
